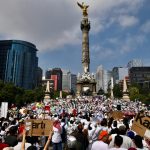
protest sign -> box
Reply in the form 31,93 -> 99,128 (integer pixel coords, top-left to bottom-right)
131,113 -> 150,139
1,102 -> 8,118
25,119 -> 53,136
109,111 -> 124,120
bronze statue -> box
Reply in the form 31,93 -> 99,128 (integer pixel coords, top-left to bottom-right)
77,2 -> 89,17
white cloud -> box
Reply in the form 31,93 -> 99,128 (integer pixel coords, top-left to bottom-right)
118,15 -> 139,27
91,45 -> 115,61
0,0 -> 145,52
141,20 -> 150,33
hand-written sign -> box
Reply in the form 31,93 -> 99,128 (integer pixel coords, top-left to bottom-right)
131,113 -> 150,139
25,119 -> 53,136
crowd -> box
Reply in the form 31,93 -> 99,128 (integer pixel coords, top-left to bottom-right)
0,96 -> 150,150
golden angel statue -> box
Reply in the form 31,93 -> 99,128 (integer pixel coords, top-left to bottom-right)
77,2 -> 89,17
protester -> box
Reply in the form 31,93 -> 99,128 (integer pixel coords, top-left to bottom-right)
91,130 -> 109,150
52,120 -> 63,150
109,134 -> 127,150
109,125 -> 134,149
0,96 -> 149,150
131,135 -> 149,150
72,123 -> 89,150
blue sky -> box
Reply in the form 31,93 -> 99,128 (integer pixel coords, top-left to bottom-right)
0,0 -> 150,75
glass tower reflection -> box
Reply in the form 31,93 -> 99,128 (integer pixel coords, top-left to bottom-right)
0,40 -> 38,89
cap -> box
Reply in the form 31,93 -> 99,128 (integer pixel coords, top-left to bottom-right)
127,131 -> 135,139
98,130 -> 108,140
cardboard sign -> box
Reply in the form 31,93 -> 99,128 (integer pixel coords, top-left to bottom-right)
109,111 -> 124,120
131,113 -> 150,139
25,119 -> 53,136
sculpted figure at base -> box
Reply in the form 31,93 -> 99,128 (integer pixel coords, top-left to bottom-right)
77,2 -> 89,17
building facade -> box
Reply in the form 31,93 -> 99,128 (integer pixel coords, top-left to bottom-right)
96,65 -> 104,92
36,67 -> 43,87
62,70 -> 71,92
129,67 -> 150,88
127,59 -> 143,69
45,68 -> 62,91
71,74 -> 77,93
0,40 -> 38,89
112,67 -> 128,84
96,65 -> 112,93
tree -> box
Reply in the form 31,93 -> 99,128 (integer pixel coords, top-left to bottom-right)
22,90 -> 35,104
129,87 -> 139,101
113,84 -> 122,98
34,87 -> 45,102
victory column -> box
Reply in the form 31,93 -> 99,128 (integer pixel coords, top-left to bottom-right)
76,2 -> 96,96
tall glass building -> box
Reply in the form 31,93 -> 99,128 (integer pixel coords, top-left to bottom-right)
0,40 -> 38,89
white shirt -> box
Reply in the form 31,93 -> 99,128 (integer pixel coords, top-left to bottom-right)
109,134 -> 134,149
52,126 -> 62,143
91,141 -> 108,150
109,148 -> 127,150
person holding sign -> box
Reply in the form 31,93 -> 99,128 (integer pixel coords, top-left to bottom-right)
51,120 -> 62,150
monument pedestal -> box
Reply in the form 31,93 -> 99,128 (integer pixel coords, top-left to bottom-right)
122,92 -> 130,102
76,72 -> 96,96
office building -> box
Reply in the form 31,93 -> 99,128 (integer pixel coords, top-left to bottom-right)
36,67 -> 43,87
62,70 -> 71,92
129,67 -> 150,88
96,65 -> 104,92
45,68 -> 62,91
0,40 -> 38,89
127,59 -> 143,69
71,74 -> 77,93
96,65 -> 112,93
112,67 -> 128,84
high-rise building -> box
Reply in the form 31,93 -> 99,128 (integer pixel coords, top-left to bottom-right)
71,74 -> 77,93
96,65 -> 104,92
129,67 -> 150,88
45,68 -> 62,91
36,67 -> 43,87
127,59 -> 143,69
45,68 -> 52,79
51,75 -> 58,91
62,70 -> 77,93
0,40 -> 38,89
62,70 -> 71,92
96,65 -> 112,93
103,70 -> 112,93
112,67 -> 128,84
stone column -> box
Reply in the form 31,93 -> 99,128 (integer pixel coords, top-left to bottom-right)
81,17 -> 90,73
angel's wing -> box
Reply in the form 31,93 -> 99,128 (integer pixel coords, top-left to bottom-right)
77,2 -> 83,9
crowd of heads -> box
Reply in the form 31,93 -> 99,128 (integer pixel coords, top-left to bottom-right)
0,96 -> 149,149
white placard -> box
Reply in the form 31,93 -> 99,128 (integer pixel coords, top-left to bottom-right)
1,102 -> 8,118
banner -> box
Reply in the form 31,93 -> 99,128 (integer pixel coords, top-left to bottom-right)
131,113 -> 150,139
1,102 -> 8,118
25,119 -> 53,136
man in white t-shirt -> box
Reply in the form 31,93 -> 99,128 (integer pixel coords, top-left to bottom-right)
109,134 -> 127,150
91,130 -> 109,150
109,125 -> 134,149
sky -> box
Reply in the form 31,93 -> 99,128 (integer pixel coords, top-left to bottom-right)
0,0 -> 150,75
